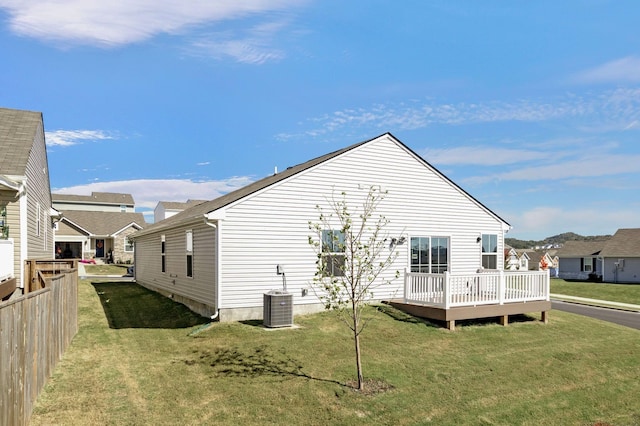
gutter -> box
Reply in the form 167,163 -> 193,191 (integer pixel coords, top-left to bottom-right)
203,215 -> 220,320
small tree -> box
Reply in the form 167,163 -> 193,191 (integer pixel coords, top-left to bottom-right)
308,186 -> 399,391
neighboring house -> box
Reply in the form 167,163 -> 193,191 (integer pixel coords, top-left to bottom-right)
0,107 -> 58,297
504,247 -> 519,270
154,199 -> 207,223
556,240 -> 607,281
53,192 -> 135,213
53,192 -> 145,263
598,228 -> 640,284
516,250 -> 531,271
132,133 -> 515,322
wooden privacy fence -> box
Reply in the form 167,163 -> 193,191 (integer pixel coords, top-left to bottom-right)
0,260 -> 78,426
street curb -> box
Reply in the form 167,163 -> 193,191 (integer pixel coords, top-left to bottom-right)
551,294 -> 640,312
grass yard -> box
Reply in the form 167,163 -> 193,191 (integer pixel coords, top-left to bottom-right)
31,280 -> 640,425
551,279 -> 640,306
83,264 -> 130,276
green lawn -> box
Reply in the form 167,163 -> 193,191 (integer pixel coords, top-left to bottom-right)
551,279 -> 640,306
31,280 -> 640,425
83,264 -> 130,276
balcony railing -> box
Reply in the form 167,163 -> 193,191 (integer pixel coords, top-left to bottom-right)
0,238 -> 14,282
404,269 -> 550,309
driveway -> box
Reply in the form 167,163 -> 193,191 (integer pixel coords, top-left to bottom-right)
551,300 -> 640,330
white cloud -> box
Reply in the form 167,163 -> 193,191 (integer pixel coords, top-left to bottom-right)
278,89 -> 640,140
188,19 -> 291,64
45,130 -> 114,146
421,146 -> 553,166
508,206 -> 638,239
465,152 -> 640,185
0,0 -> 304,48
52,177 -> 254,220
574,56 -> 640,84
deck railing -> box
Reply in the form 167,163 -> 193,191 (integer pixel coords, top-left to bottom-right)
0,238 -> 14,282
404,269 -> 550,309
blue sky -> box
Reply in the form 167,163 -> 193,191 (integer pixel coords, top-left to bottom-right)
1,1 -> 639,239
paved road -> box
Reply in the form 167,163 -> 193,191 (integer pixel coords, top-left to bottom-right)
552,300 -> 640,330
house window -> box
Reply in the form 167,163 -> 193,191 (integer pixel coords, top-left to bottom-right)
481,234 -> 498,269
124,237 -> 134,252
410,236 -> 449,273
582,257 -> 592,272
161,235 -> 166,273
186,230 -> 193,278
321,230 -> 345,277
120,205 -> 127,212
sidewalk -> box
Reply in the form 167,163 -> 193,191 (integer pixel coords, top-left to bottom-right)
77,262 -> 133,280
551,293 -> 640,312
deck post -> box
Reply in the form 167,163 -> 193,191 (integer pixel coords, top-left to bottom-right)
443,271 -> 450,309
544,268 -> 550,301
447,320 -> 455,331
541,310 -> 549,324
498,270 -> 505,305
500,315 -> 508,326
404,268 -> 409,303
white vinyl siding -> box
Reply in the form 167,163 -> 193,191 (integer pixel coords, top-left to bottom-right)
135,222 -> 216,307
216,136 -> 505,310
133,135 -> 507,316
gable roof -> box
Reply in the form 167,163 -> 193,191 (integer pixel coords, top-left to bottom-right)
599,228 -> 640,257
60,211 -> 146,236
134,133 -> 510,237
157,200 -> 208,210
556,240 -> 606,257
0,107 -> 43,176
52,192 -> 135,206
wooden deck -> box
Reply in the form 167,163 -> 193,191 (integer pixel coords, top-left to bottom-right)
386,269 -> 551,330
385,298 -> 551,331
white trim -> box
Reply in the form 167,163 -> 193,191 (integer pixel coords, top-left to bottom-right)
19,193 -> 27,289
112,222 -> 144,236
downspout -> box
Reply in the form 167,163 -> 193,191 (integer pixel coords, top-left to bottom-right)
203,217 -> 220,320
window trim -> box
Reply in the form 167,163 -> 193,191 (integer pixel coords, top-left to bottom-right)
124,236 -> 134,253
481,234 -> 498,270
186,230 -> 193,278
321,229 -> 345,277
410,236 -> 450,274
161,234 -> 166,273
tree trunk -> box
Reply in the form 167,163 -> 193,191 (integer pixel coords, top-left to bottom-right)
354,316 -> 364,390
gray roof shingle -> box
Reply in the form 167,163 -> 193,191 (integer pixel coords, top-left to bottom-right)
0,107 -> 43,176
556,240 -> 607,257
599,228 -> 640,257
61,211 -> 146,236
52,192 -> 135,206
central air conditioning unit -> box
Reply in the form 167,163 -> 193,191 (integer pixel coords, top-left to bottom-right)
263,290 -> 293,328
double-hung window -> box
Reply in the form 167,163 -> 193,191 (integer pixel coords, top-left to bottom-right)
321,230 -> 345,277
410,236 -> 449,273
481,234 -> 498,269
161,235 -> 166,273
186,230 -> 193,278
582,257 -> 593,272
124,237 -> 134,252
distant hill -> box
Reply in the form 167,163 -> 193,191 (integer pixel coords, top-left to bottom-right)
506,232 -> 612,249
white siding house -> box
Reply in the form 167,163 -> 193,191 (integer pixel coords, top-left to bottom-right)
132,133 -> 513,322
